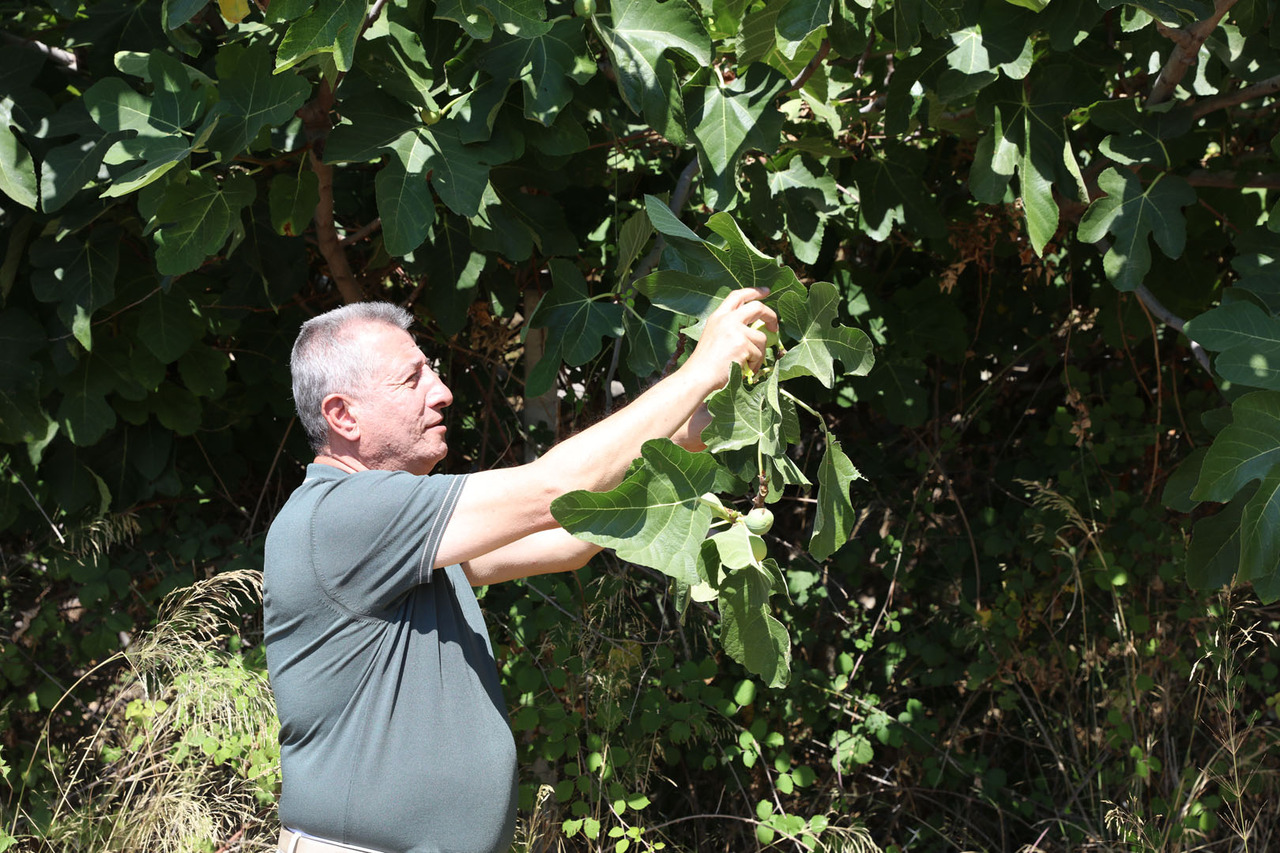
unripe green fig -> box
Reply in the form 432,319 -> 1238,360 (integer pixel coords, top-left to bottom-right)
750,318 -> 780,349
574,0 -> 595,16
419,108 -> 444,125
744,507 -> 774,535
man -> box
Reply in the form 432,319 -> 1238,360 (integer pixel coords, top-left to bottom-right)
264,289 -> 776,853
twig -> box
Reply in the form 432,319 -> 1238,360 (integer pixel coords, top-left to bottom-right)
247,418 -> 295,543
1,33 -> 79,72
1135,283 -> 1211,373
1147,0 -> 1238,107
1190,73 -> 1280,119
785,38 -> 830,94
339,217 -> 382,246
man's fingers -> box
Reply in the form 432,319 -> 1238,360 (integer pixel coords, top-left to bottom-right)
715,286 -> 770,315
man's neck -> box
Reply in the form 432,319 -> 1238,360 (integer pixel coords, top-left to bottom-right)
313,454 -> 365,474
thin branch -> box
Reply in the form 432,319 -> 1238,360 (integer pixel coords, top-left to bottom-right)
339,217 -> 383,246
785,38 -> 830,94
1,33 -> 79,72
1135,283 -> 1211,373
298,82 -> 364,304
1183,169 -> 1280,189
308,152 -> 364,303
1190,72 -> 1280,119
1147,0 -> 1237,107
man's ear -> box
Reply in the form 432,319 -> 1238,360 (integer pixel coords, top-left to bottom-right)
321,393 -> 360,442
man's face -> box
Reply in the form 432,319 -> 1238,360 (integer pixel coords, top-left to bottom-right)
343,322 -> 454,475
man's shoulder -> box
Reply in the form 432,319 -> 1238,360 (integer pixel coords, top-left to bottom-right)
271,465 -> 467,532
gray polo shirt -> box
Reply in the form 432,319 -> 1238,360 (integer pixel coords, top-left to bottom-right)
264,464 -> 518,853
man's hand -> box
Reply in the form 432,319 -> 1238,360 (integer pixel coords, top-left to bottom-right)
434,287 -> 780,570
681,287 -> 778,392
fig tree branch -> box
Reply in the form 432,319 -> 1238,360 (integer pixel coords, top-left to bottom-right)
298,82 -> 364,304
1190,73 -> 1280,119
1147,0 -> 1237,107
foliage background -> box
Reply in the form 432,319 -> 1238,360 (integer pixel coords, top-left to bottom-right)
4,0 -> 1280,849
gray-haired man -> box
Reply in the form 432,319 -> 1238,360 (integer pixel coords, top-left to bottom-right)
264,290 -> 775,853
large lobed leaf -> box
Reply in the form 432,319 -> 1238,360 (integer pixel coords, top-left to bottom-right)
551,440 -> 740,585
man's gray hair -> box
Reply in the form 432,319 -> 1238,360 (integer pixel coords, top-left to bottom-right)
291,302 -> 414,453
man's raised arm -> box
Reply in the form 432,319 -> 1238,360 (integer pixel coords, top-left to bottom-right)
434,287 -> 777,569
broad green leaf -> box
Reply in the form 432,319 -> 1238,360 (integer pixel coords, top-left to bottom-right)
56,386 -> 116,447
1184,300 -> 1280,352
377,129 -> 435,255
551,439 -> 740,585
1162,446 -> 1208,512
947,26 -> 991,74
711,523 -> 766,570
969,105 -> 1017,203
148,51 -> 209,131
616,211 -> 654,282
644,194 -> 703,244
178,344 -> 230,398
421,122 -> 520,218
211,43 -> 312,158
323,87 -> 421,163
1192,391 -> 1280,503
1186,493 -> 1246,590
268,170 -> 320,237
703,363 -> 784,453
488,179 -> 578,257
154,172 -> 257,276
151,381 -> 203,434
0,387 -> 54,449
1019,107 -> 1058,254
435,0 -> 553,39
596,0 -> 711,144
1215,343 -> 1280,391
85,77 -> 181,138
776,0 -> 832,46
0,309 -> 44,390
623,302 -> 680,378
719,562 -> 791,687
0,124 -> 37,210
39,129 -> 127,214
528,259 -> 624,366
1077,168 -> 1196,292
638,212 -> 805,320
29,227 -> 120,350
776,281 -> 874,386
809,434 -> 858,561
685,64 -> 789,208
973,74 -> 1083,249
476,20 -> 595,125
1186,301 -> 1280,390
361,18 -> 438,109
849,151 -> 946,240
277,0 -> 368,73
737,1 -> 783,66
136,290 -> 207,363
410,212 -> 485,336
1241,467 -> 1280,593
166,0 -> 209,28
84,75 -> 209,197
1090,98 -> 1193,168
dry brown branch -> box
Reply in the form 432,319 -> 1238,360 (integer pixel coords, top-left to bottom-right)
1147,0 -> 1238,107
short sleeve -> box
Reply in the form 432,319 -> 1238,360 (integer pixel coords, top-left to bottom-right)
307,470 -> 467,616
